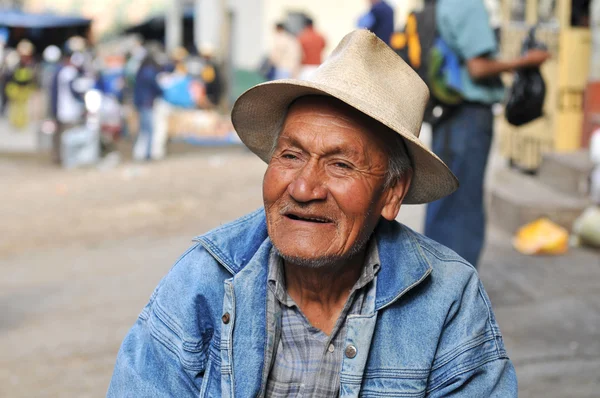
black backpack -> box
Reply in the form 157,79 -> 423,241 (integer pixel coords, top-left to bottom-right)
391,1 -> 460,126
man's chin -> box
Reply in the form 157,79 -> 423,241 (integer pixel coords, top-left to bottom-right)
277,251 -> 343,269
273,243 -> 364,270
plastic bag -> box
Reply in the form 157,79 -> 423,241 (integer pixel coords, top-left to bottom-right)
572,207 -> 600,248
513,218 -> 569,255
505,27 -> 547,126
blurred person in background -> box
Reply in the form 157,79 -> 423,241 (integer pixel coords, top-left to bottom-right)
50,38 -> 91,164
132,50 -> 162,161
40,45 -> 62,120
124,36 -> 146,97
0,29 -> 8,116
298,17 -> 326,80
152,47 -> 206,160
198,43 -> 223,107
358,0 -> 394,46
6,40 -> 37,129
424,0 -> 550,267
93,52 -> 127,153
269,22 -> 301,79
1,49 -> 19,119
96,53 -> 126,104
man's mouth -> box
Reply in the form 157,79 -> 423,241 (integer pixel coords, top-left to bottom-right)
284,212 -> 332,224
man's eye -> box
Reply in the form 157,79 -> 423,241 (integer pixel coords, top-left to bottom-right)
334,162 -> 351,169
282,153 -> 298,160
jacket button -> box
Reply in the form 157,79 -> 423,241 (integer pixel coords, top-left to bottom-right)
345,344 -> 357,359
222,312 -> 230,324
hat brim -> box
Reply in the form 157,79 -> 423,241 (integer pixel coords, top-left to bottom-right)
232,79 -> 459,205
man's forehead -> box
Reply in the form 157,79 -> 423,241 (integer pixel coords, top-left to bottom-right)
282,96 -> 393,145
284,96 -> 382,136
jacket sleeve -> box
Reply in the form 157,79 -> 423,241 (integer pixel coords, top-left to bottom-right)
107,244 -> 208,397
425,272 -> 518,397
107,310 -> 201,397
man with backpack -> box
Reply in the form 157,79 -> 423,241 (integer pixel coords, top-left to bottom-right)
406,0 -> 550,267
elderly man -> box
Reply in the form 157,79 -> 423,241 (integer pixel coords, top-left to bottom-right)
108,30 -> 516,397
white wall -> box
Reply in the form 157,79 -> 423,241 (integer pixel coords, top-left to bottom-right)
230,0 -> 264,70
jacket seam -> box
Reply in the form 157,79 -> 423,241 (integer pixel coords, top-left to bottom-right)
197,238 -> 236,275
426,355 -> 507,393
420,244 -> 474,271
145,319 -> 202,394
479,283 -> 503,355
374,227 -> 434,309
406,227 -> 434,271
431,331 -> 496,371
153,302 -> 207,353
147,314 -> 207,372
358,389 -> 425,398
342,368 -> 430,381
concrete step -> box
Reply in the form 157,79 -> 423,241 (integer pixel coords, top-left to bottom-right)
488,169 -> 589,234
538,150 -> 594,198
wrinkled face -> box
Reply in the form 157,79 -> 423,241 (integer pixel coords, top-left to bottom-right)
263,97 -> 407,268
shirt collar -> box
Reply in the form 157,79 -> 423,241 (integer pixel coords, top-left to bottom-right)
267,238 -> 381,308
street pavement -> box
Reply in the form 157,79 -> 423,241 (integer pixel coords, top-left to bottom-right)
0,148 -> 599,397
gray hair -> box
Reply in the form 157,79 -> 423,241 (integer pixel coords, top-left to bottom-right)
382,132 -> 413,188
269,127 -> 413,189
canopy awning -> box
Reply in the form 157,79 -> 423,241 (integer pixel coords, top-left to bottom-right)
0,10 -> 91,28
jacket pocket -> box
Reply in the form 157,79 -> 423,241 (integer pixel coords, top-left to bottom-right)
358,369 -> 429,398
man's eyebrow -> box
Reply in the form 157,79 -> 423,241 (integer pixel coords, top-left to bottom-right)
277,135 -> 363,159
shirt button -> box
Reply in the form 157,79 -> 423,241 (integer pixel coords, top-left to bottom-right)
328,344 -> 335,353
345,344 -> 357,358
222,312 -> 230,324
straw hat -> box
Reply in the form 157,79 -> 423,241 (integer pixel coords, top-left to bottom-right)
232,29 -> 458,204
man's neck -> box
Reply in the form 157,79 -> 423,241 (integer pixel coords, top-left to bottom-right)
283,251 -> 365,335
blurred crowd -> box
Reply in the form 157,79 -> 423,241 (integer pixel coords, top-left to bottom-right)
0,34 -> 224,165
264,17 -> 326,81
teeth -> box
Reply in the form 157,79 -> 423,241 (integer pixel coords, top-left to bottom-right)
288,214 -> 327,223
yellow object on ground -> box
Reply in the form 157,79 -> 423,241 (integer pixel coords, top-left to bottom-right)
513,218 -> 569,255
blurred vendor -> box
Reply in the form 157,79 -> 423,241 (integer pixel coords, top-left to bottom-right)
198,43 -> 223,107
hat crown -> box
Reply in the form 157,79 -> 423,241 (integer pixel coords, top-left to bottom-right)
307,30 -> 429,139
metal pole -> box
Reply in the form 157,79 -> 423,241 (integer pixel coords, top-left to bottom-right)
166,0 -> 183,54
194,0 -> 202,50
591,0 -> 600,81
198,0 -> 222,54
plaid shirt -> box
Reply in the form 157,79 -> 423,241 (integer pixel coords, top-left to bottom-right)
263,241 -> 380,397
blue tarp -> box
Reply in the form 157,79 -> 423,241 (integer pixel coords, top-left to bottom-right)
0,10 -> 91,28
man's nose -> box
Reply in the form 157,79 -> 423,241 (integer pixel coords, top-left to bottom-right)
287,160 -> 327,202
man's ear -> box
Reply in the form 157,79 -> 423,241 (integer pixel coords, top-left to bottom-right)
380,169 -> 413,221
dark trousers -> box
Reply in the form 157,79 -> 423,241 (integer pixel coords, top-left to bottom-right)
424,103 -> 493,267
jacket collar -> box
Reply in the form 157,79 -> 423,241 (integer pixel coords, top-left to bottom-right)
194,208 -> 432,311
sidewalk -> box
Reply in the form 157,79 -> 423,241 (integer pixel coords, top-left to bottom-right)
479,227 -> 600,398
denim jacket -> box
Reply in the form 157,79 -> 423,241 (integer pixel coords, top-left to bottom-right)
108,209 -> 517,397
